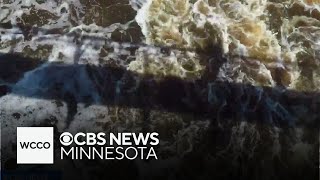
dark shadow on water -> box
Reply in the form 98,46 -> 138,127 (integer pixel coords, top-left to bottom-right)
0,53 -> 319,128
0,52 -> 319,180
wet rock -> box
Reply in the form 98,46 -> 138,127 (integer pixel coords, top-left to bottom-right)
12,113 -> 21,119
0,85 -> 10,97
0,54 -> 43,83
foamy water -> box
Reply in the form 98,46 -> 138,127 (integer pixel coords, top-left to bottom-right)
136,0 -> 319,89
1,0 -> 319,90
0,0 -> 319,179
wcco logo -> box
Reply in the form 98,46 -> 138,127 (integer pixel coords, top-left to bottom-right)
17,127 -> 54,164
19,141 -> 51,149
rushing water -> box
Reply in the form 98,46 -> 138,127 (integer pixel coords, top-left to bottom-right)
0,0 -> 319,179
1,0 -> 319,89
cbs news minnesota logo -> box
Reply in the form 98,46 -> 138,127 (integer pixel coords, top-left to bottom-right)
17,127 -> 54,164
16,127 -> 159,164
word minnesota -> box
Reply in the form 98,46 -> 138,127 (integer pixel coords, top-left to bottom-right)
61,146 -> 157,160
60,132 -> 159,160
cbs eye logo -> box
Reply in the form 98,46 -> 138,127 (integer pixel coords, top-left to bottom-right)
60,132 -> 73,146
59,132 -> 107,146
